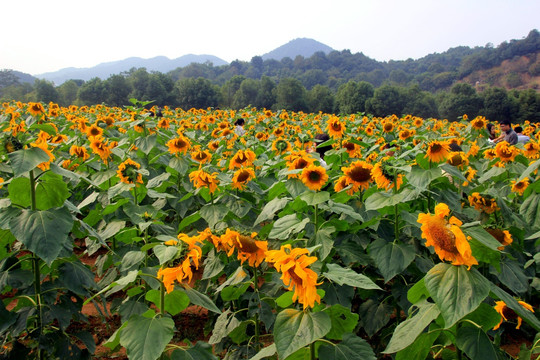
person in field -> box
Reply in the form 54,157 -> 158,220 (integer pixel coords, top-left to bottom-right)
514,126 -> 530,143
494,120 -> 518,145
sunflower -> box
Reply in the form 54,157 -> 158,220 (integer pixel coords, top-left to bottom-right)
493,300 -> 534,330
447,152 -> 469,169
117,158 -> 143,185
326,116 -> 346,139
468,192 -> 499,214
4,136 -> 23,153
31,140 -> 55,171
301,165 -> 328,191
229,149 -> 256,169
342,139 -> 361,158
382,121 -> 394,133
511,178 -> 529,195
271,138 -> 292,155
220,229 -> 267,267
486,227 -> 513,250
372,162 -> 403,191
265,244 -> 321,309
341,160 -> 373,192
399,129 -> 414,141
231,167 -> 256,190
523,141 -> 540,159
0,177 -> 4,189
285,151 -> 314,178
462,167 -> 477,186
189,169 -> 220,194
191,148 -> 212,164
470,116 -> 487,130
417,203 -> 478,269
484,148 -> 497,160
466,142 -> 480,157
334,175 -> 351,194
86,124 -> 103,139
167,134 -> 191,155
494,141 -> 520,163
27,102 -> 45,116
89,137 -> 112,164
69,145 -> 90,161
425,140 -> 451,163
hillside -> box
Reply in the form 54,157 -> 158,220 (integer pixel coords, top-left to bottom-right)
261,38 -> 334,61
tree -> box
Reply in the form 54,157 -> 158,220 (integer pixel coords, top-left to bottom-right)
57,80 -> 80,106
77,78 -> 106,105
220,75 -> 246,108
401,85 -> 439,118
175,77 -> 220,110
274,78 -> 307,112
438,83 -> 483,121
365,84 -> 405,117
34,79 -> 59,103
255,76 -> 276,110
232,79 -> 260,109
104,75 -> 131,106
307,85 -> 334,114
300,69 -> 327,90
481,87 -> 517,122
335,81 -> 373,114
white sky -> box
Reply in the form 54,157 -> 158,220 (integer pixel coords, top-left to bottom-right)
2,0 -> 539,75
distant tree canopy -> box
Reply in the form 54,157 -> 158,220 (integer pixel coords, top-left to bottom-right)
1,29 -> 539,121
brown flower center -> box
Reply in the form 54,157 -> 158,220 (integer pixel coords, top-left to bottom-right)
349,166 -> 371,183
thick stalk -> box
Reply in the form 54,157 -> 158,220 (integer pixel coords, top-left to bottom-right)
133,185 -> 138,205
253,266 -> 260,348
30,171 -> 43,359
160,281 -> 166,316
310,342 -> 316,360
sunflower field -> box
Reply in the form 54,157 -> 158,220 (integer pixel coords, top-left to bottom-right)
1,100 -> 540,360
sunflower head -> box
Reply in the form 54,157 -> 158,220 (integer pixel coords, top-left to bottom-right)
117,158 -> 143,185
425,140 -> 451,163
301,165 -> 328,191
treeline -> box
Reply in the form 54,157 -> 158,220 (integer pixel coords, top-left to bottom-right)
0,29 -> 539,121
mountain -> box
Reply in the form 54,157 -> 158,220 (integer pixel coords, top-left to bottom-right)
36,54 -> 228,85
261,38 -> 334,61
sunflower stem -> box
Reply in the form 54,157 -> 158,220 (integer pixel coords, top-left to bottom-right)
310,341 -> 316,360
314,204 -> 319,232
427,160 -> 433,212
253,266 -> 261,350
133,185 -> 138,205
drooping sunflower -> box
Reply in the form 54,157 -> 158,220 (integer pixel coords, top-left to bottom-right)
301,165 -> 328,191
69,145 -> 90,161
511,178 -> 529,195
117,158 -> 143,185
220,229 -> 267,267
494,141 -> 520,163
27,102 -> 45,117
470,116 -> 487,130
265,244 -> 321,309
447,152 -> 469,169
189,169 -> 220,194
493,300 -> 534,330
462,167 -> 477,186
342,139 -> 361,158
484,148 -> 497,160
417,203 -> 478,269
167,134 -> 191,155
285,150 -> 314,179
523,141 -> 540,159
372,162 -> 403,191
86,123 -> 103,139
326,116 -> 346,139
425,140 -> 451,163
486,227 -> 513,250
398,129 -> 414,141
89,137 -> 112,164
191,148 -> 212,164
231,167 -> 256,190
468,192 -> 499,214
229,149 -> 256,169
271,138 -> 292,155
341,160 -> 373,192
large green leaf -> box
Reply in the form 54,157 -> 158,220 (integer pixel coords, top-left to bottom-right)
407,166 -> 442,190
248,344 -> 276,360
313,225 -> 335,261
358,299 -> 393,337
170,342 -> 218,360
395,330 -> 440,360
145,289 -> 190,316
323,263 -> 381,290
253,197 -> 291,225
364,191 -> 404,211
153,245 -> 179,265
274,308 -> 331,359
9,207 -> 73,264
59,261 -> 97,296
520,193 -> 540,229
494,259 -> 529,295
323,304 -> 359,340
8,147 -> 50,176
318,333 -> 376,360
383,301 -> 440,354
200,204 -> 229,229
462,225 -> 503,250
34,172 -> 70,210
424,263 -> 490,328
119,314 -> 175,360
368,239 -> 416,283
135,133 -> 157,154
7,177 -> 32,208
208,310 -> 241,344
300,191 -> 330,206
181,287 -> 221,314
456,326 -> 497,360
269,214 -> 309,240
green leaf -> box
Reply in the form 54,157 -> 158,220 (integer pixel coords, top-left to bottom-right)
269,214 -> 310,240
490,284 -> 540,331
318,333 -> 376,360
120,251 -> 146,271
221,283 -> 250,301
0,300 -> 17,334
98,220 -> 126,240
324,201 -> 363,221
202,251 -> 225,280
7,177 -> 32,208
395,331 -> 440,360
364,191 -> 403,211
135,133 -> 157,155
324,304 -> 359,340
208,310 -> 241,345
8,147 -> 50,176
463,303 -> 502,332
494,259 -> 529,295
9,207 -> 73,265
274,308 -> 331,359
170,342 -> 218,360
456,326 -> 497,360
313,225 -> 335,261
358,299 -> 393,337
478,166 -> 507,183
424,263 -> 490,328
145,289 -> 190,316
323,263 -> 381,290
180,287 -> 221,314
407,278 -> 429,304
34,172 -> 71,210
59,261 -> 96,296
168,156 -> 190,175
368,239 -> 416,283
248,343 -> 276,360
253,197 -> 291,226
178,212 -> 201,232
153,245 -> 179,265
383,301 -> 440,354
119,314 -> 175,360
407,166 -> 442,190
300,191 -> 330,206
147,172 -> 171,189
520,192 -> 540,229
275,291 -> 294,308
462,225 -> 503,250
200,204 -> 229,229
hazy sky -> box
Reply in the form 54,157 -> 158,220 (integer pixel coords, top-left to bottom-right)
3,0 -> 539,75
